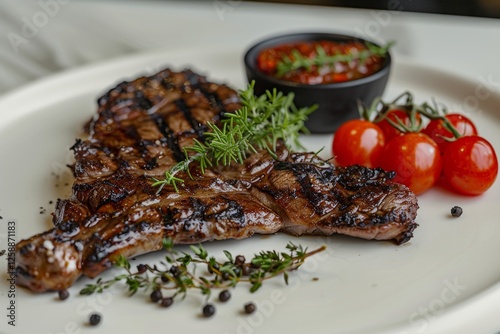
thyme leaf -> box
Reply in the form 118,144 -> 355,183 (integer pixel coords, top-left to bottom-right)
79,239 -> 326,306
275,41 -> 394,78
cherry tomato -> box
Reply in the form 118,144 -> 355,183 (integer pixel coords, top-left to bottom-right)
377,133 -> 442,195
376,109 -> 421,142
332,119 -> 385,168
422,113 -> 478,153
442,136 -> 498,195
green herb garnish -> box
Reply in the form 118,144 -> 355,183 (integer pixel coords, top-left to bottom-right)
79,239 -> 326,303
152,82 -> 316,193
275,41 -> 394,77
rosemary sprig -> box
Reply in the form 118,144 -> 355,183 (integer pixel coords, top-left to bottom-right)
152,82 -> 317,192
80,239 -> 326,303
276,41 -> 394,77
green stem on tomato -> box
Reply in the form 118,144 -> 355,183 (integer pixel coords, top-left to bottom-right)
358,91 -> 423,132
418,102 -> 462,139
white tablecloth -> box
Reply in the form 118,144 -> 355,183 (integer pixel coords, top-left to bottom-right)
1,0 -> 499,95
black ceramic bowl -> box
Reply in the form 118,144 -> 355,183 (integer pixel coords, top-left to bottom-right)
243,32 -> 392,134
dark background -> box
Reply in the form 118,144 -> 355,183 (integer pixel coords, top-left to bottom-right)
247,0 -> 500,19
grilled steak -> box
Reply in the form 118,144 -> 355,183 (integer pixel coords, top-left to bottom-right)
15,69 -> 418,292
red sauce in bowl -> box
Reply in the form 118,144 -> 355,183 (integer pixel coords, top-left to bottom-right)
256,40 -> 387,85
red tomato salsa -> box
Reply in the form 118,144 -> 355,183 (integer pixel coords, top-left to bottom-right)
256,40 -> 387,85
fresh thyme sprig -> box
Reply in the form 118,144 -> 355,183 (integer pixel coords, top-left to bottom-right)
80,239 -> 326,303
275,41 -> 394,77
152,82 -> 317,192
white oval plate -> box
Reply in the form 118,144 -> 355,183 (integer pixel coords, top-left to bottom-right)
1,48 -> 499,334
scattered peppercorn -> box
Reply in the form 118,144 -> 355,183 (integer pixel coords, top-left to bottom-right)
235,255 -> 246,266
150,290 -> 162,303
58,289 -> 69,301
89,313 -> 101,326
219,290 -> 231,302
244,302 -> 256,314
203,304 -> 216,317
169,265 -> 180,277
136,264 -> 147,274
451,206 -> 463,218
242,265 -> 251,276
161,297 -> 174,308
76,240 -> 325,317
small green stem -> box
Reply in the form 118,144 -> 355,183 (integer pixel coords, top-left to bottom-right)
419,102 -> 462,138
79,240 -> 326,305
276,41 -> 394,77
358,91 -> 422,132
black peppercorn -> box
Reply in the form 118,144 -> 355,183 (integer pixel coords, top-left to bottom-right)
89,313 -> 101,326
58,289 -> 69,301
161,297 -> 174,308
169,265 -> 180,277
150,290 -> 162,303
240,265 -> 249,276
219,290 -> 231,302
244,302 -> 256,314
235,255 -> 246,266
136,264 -> 147,274
203,304 -> 216,317
451,206 -> 463,217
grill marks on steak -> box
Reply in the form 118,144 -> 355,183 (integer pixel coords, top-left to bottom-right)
269,161 -> 417,243
221,152 -> 418,244
15,69 -> 418,292
83,69 -> 240,179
